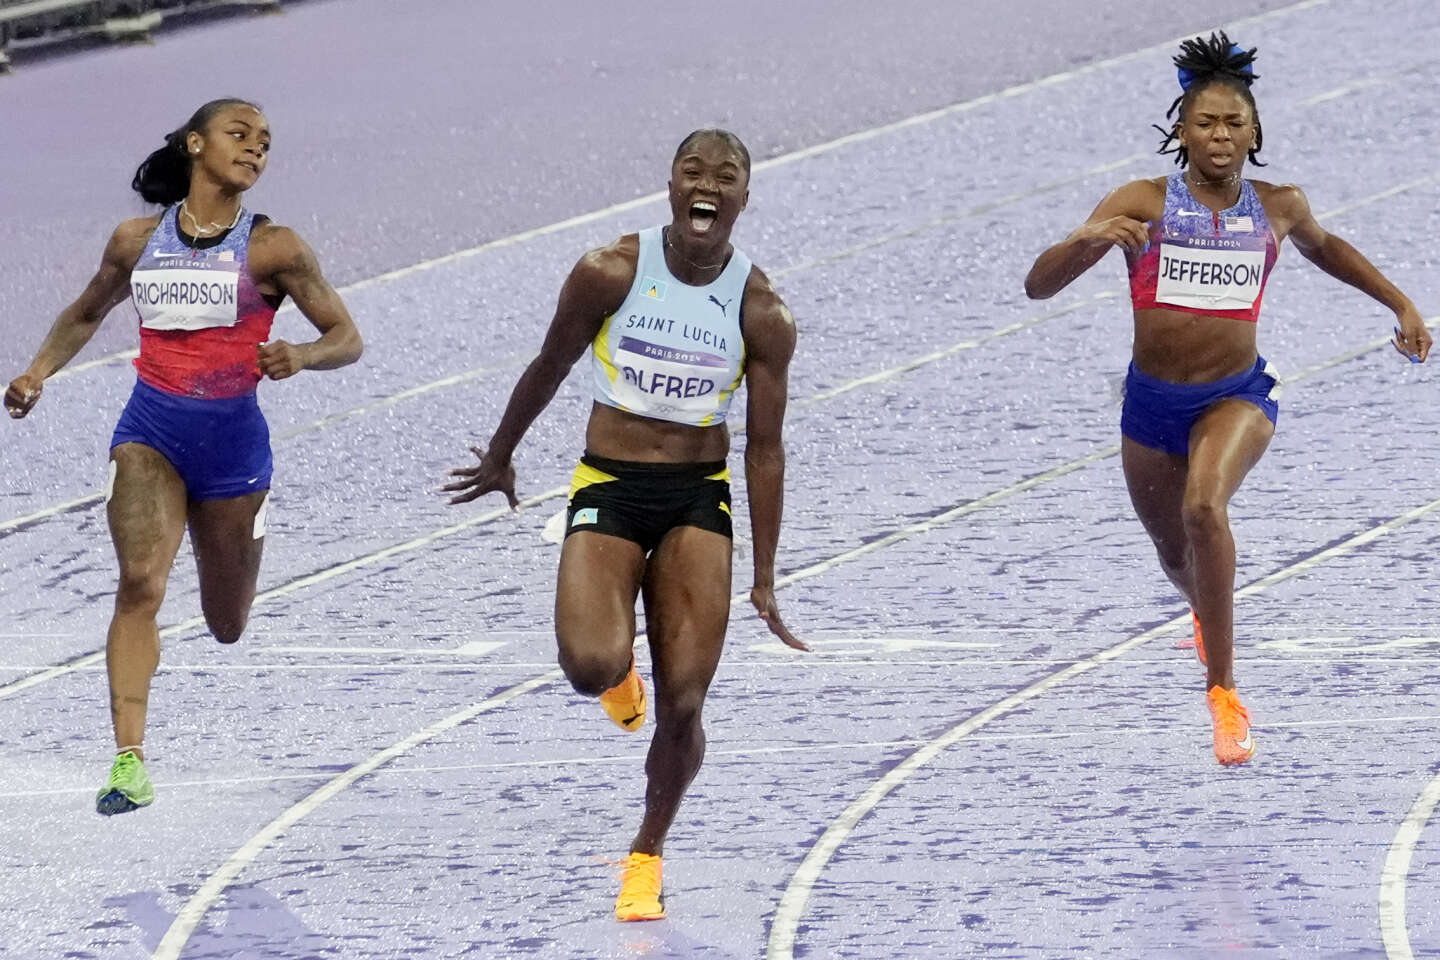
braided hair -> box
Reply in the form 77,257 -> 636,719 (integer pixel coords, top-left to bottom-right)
131,98 -> 261,205
1155,31 -> 1264,168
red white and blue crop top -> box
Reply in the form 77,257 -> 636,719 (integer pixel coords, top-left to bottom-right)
1127,172 -> 1279,323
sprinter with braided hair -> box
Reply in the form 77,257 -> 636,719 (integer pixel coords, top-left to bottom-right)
1025,32 -> 1430,766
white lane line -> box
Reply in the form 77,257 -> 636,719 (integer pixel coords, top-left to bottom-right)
143,421 -> 1436,958
1380,765 -> 1440,960
766,493 -> 1440,960
6,653 -> 1440,674
148,671 -> 561,960
41,0 -> 1328,385
146,350 -> 1426,956
16,711 -> 1440,803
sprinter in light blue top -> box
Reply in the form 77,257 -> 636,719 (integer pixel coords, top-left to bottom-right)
591,226 -> 750,427
445,129 -> 806,923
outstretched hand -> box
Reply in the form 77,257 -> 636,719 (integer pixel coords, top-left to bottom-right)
751,584 -> 808,652
4,373 -> 42,419
1393,307 -> 1432,363
443,445 -> 519,507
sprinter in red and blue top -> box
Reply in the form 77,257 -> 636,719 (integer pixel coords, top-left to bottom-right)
5,99 -> 363,814
1025,34 -> 1430,767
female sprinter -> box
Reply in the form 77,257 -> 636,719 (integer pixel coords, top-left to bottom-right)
4,99 -> 363,813
1024,34 -> 1430,766
444,129 -> 806,921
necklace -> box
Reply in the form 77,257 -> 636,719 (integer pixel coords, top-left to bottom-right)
663,227 -> 726,275
1185,168 -> 1242,189
179,198 -> 242,241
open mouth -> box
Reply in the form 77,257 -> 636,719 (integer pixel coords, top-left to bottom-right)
689,200 -> 718,234
236,160 -> 259,173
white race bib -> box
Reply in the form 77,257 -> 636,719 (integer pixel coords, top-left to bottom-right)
1155,234 -> 1266,312
611,335 -> 731,419
132,266 -> 240,332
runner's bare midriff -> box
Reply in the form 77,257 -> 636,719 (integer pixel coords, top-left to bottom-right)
585,402 -> 731,463
1132,307 -> 1259,383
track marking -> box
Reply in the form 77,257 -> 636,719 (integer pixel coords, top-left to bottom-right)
148,671 -> 561,960
1380,765 -> 1440,960
6,653 -> 1440,674
766,493 -> 1440,960
10,712 -> 1440,803
145,346 -> 1434,959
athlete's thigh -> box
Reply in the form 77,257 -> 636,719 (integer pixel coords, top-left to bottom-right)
107,443 -> 188,580
1185,398 -> 1275,506
556,530 -> 647,657
641,526 -> 733,701
1121,436 -> 1190,543
187,490 -> 269,610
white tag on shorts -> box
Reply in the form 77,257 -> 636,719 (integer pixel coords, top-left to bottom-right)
103,460 -> 118,503
252,492 -> 270,539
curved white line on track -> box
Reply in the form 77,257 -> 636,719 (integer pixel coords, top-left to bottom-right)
1380,765 -> 1440,960
149,670 -> 562,960
766,495 -> 1440,960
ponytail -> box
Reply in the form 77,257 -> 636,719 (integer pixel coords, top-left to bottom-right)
130,98 -> 261,205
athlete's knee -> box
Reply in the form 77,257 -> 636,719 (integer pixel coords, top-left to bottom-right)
114,568 -> 167,616
202,603 -> 250,645
656,686 -> 707,731
1181,494 -> 1228,539
557,641 -> 629,696
1152,537 -> 1190,575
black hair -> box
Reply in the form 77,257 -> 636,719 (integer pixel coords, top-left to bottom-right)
1155,31 -> 1264,167
673,128 -> 751,179
131,98 -> 262,205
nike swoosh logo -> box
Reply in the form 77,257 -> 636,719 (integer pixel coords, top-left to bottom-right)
1236,732 -> 1254,752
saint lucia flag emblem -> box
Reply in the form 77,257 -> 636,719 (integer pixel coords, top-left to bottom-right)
571,507 -> 599,527
641,276 -> 667,301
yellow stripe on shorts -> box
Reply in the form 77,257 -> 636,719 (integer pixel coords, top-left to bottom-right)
569,461 -> 619,500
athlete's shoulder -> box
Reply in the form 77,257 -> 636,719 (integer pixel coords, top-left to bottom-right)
1251,179 -> 1309,212
1092,177 -> 1165,220
103,216 -> 159,271
568,233 -> 640,302
248,221 -> 321,278
741,264 -> 795,336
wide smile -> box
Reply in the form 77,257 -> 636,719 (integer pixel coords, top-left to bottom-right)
235,160 -> 260,173
688,200 -> 719,234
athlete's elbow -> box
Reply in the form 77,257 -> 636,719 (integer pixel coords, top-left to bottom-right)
1023,271 -> 1053,301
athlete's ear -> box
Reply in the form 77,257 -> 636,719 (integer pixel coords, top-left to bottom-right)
740,188 -> 749,212
187,132 -> 203,155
